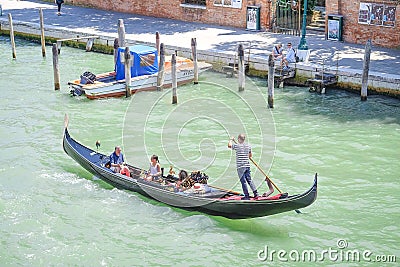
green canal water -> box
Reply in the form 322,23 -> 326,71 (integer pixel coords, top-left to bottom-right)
0,36 -> 399,266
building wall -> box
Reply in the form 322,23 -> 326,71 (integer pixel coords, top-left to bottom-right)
70,0 -> 272,30
68,0 -> 400,48
326,0 -> 400,48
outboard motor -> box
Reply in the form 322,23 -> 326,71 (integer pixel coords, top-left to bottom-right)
80,71 -> 96,84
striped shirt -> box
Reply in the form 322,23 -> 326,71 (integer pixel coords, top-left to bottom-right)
232,143 -> 251,169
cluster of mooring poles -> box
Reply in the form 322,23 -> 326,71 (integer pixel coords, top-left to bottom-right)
5,9 -> 372,102
237,39 -> 372,106
8,9 -> 97,90
237,43 -> 275,108
115,20 -> 199,103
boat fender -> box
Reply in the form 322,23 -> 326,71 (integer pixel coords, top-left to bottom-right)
120,167 -> 130,177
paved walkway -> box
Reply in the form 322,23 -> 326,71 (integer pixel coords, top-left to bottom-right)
1,0 -> 399,76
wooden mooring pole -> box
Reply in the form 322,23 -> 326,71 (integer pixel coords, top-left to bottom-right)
56,40 -> 61,54
191,38 -> 198,84
8,14 -> 16,59
124,46 -> 132,98
39,8 -> 46,57
85,38 -> 94,52
267,54 -> 275,108
156,31 -> 160,55
321,59 -> 325,94
156,43 -> 165,91
118,19 -> 126,48
361,39 -> 372,101
52,43 -> 60,90
238,44 -> 245,91
113,38 -> 119,67
171,53 -> 177,104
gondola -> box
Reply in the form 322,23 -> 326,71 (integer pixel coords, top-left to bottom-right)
62,118 -> 317,219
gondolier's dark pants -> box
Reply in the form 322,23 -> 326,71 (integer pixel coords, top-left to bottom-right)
238,167 -> 257,197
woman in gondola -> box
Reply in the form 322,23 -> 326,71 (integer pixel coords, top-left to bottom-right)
147,155 -> 161,181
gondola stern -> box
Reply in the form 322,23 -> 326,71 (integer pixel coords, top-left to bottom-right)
306,173 -> 318,206
313,173 -> 318,191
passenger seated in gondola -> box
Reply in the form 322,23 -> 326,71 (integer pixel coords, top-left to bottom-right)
109,146 -> 130,177
146,154 -> 161,181
176,169 -> 188,189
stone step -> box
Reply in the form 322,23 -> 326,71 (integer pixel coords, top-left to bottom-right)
313,6 -> 326,13
309,22 -> 325,27
306,26 -> 325,34
312,16 -> 325,22
307,24 -> 325,28
313,18 -> 326,22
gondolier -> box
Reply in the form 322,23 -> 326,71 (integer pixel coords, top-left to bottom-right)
228,134 -> 259,200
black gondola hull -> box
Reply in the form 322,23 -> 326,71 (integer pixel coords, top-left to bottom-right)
63,127 -> 317,219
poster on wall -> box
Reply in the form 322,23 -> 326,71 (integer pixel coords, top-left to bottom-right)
246,6 -> 258,30
358,2 -> 396,27
371,4 -> 384,25
232,0 -> 242,9
327,19 -> 340,40
383,6 -> 396,27
213,0 -> 242,9
358,2 -> 372,24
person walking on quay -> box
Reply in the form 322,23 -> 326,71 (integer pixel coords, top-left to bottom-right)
228,134 -> 259,200
55,0 -> 64,16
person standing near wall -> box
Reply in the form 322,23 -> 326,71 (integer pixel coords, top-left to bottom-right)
55,0 -> 64,16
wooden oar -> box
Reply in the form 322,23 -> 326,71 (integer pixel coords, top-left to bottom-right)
250,158 -> 301,213
249,157 -> 282,194
209,185 -> 241,195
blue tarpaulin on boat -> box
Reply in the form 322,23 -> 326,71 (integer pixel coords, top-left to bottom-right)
115,45 -> 158,81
